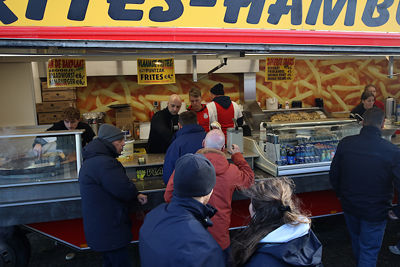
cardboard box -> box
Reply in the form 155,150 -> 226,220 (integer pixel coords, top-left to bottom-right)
36,101 -> 76,112
41,81 -> 76,91
115,107 -> 133,128
37,112 -> 64,125
42,90 -> 77,101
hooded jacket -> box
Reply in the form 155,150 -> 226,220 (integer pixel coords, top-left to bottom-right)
147,108 -> 179,153
329,126 -> 400,222
164,148 -> 254,249
162,124 -> 206,184
244,222 -> 323,267
206,96 -> 243,137
79,138 -> 139,252
139,197 -> 225,267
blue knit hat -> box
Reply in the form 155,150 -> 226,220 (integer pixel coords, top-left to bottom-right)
174,153 -> 216,198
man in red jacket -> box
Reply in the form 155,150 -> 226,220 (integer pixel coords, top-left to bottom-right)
164,129 -> 254,265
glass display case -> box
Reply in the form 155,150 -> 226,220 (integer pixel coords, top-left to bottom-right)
0,127 -> 83,185
243,104 -> 361,176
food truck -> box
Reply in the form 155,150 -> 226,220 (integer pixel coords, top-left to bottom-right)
1,1 -> 400,265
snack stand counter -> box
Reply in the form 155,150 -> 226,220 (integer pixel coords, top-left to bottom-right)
0,126 -> 260,258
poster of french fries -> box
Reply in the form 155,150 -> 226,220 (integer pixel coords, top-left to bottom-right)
76,58 -> 400,124
76,74 -> 240,124
257,59 -> 400,113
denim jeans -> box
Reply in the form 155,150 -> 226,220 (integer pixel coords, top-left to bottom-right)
344,213 -> 387,267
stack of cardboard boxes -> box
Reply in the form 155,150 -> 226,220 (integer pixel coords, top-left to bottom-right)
36,82 -> 77,125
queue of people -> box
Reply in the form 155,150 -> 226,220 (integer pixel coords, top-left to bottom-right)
48,83 -> 399,266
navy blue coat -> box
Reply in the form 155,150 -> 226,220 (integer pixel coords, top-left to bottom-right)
162,124 -> 206,184
79,138 -> 139,251
244,231 -> 323,267
139,197 -> 225,267
330,126 -> 400,221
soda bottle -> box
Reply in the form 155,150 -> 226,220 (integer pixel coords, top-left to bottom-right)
287,147 -> 295,165
280,145 -> 287,165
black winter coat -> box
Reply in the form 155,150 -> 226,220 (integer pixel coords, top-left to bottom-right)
330,126 -> 400,221
79,138 -> 139,251
147,108 -> 179,154
139,197 -> 225,267
244,231 -> 323,267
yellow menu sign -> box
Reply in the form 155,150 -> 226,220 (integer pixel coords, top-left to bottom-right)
47,58 -> 87,87
266,57 -> 295,82
137,58 -> 175,85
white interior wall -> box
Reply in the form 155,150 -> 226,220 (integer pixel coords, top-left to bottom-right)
0,63 -> 36,127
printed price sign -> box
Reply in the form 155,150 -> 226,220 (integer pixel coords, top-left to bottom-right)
266,57 -> 295,82
137,58 -> 175,85
47,58 -> 87,87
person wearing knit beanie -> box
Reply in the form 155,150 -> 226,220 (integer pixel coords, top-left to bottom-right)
173,153 -> 216,198
98,124 -> 125,143
210,83 -> 225,96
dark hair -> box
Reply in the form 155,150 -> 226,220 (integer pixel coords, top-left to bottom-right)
231,177 -> 310,266
364,84 -> 377,92
361,91 -> 375,101
63,107 -> 80,120
189,87 -> 202,98
363,107 -> 384,128
178,111 -> 198,126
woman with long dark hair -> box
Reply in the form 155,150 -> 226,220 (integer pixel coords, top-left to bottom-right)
231,178 -> 322,267
350,91 -> 375,120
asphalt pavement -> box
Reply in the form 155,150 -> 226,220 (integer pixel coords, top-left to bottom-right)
27,214 -> 400,267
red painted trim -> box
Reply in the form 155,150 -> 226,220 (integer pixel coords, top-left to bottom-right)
0,26 -> 399,47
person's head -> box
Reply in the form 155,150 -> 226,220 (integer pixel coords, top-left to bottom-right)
167,94 -> 182,115
203,129 -> 225,151
232,177 -> 310,266
189,88 -> 203,112
363,107 -> 385,129
364,84 -> 377,97
63,107 -> 80,130
210,83 -> 224,98
97,124 -> 125,154
173,153 -> 216,204
361,91 -> 375,110
178,111 -> 198,129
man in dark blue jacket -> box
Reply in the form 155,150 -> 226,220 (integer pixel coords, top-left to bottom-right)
139,153 -> 225,267
162,111 -> 206,184
79,124 -> 147,267
330,107 -> 400,267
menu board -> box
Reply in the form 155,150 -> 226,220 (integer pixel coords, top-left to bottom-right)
47,58 -> 87,87
266,57 -> 295,81
137,58 -> 175,85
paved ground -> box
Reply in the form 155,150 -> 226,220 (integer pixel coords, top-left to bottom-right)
27,214 -> 400,267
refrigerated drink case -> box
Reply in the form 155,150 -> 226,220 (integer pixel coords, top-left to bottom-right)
242,103 -> 361,176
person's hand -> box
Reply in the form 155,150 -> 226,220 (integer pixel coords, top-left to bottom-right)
229,144 -> 241,154
33,143 -> 43,157
137,194 -> 148,205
